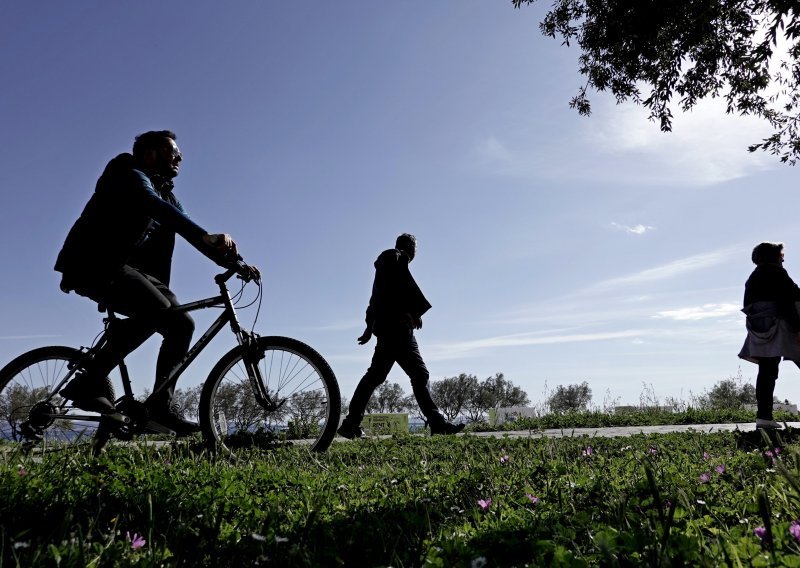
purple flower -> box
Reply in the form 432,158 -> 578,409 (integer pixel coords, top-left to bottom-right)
525,493 -> 540,505
774,447 -> 782,455
754,526 -> 767,541
17,467 -> 28,477
699,472 -> 711,483
790,521 -> 800,543
648,447 -> 658,455
703,451 -> 710,461
126,532 -> 146,550
477,498 -> 492,512
500,455 -> 509,464
715,464 -> 726,475
582,446 -> 593,457
765,450 -> 775,459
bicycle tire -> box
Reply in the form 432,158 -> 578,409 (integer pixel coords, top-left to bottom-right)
199,336 -> 341,455
0,346 -> 105,453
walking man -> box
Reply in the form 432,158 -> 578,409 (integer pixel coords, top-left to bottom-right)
338,233 -> 464,438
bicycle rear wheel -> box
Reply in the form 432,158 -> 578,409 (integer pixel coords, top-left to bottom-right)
199,336 -> 341,456
0,346 -> 108,454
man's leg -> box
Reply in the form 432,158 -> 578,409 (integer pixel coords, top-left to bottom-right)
340,337 -> 395,436
395,332 -> 463,434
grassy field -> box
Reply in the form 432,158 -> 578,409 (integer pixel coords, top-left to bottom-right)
3,425 -> 800,567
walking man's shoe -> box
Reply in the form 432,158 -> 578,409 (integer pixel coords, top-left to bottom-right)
430,421 -> 465,436
337,421 -> 364,439
756,418 -> 782,430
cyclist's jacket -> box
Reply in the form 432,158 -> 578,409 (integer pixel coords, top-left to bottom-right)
364,248 -> 432,336
55,153 -> 213,290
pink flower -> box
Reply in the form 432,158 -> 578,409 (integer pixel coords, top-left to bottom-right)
754,526 -> 767,541
703,451 -> 710,461
699,472 -> 711,483
582,446 -> 593,457
765,450 -> 775,459
648,447 -> 658,455
715,464 -> 726,475
790,521 -> 800,543
126,532 -> 146,550
17,467 -> 28,477
525,493 -> 540,505
499,455 -> 509,464
477,498 -> 492,512
774,447 -> 782,455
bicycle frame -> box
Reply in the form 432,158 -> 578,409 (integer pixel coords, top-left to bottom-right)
46,266 -> 272,422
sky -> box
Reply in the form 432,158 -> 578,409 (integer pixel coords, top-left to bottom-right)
1,1 -> 798,411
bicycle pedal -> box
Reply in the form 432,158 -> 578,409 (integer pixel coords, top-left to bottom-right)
145,420 -> 177,437
102,412 -> 131,425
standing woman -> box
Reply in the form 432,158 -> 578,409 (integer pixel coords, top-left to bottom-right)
739,242 -> 800,429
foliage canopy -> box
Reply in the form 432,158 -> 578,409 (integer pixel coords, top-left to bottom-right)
513,0 -> 800,163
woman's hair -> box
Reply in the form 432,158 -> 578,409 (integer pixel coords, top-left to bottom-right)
751,242 -> 784,265
395,233 -> 416,253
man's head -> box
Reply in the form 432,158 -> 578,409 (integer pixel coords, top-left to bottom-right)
133,130 -> 182,180
752,241 -> 784,265
396,233 -> 417,261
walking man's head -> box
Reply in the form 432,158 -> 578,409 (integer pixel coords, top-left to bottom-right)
396,233 -> 417,261
133,130 -> 182,180
752,242 -> 784,266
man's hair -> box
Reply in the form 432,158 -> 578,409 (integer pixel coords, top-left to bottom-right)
752,242 -> 783,265
132,130 -> 177,160
396,233 -> 416,253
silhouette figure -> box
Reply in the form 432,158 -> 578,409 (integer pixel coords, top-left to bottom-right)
55,130 -> 254,435
338,234 -> 464,438
739,242 -> 800,430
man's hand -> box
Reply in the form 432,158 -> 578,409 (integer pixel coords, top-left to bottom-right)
407,314 -> 422,330
203,233 -> 238,256
358,328 -> 372,345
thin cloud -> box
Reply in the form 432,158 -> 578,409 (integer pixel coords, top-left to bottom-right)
0,334 -> 62,340
653,303 -> 741,321
584,96 -> 777,185
588,247 -> 739,292
610,222 -> 655,235
428,329 -> 648,360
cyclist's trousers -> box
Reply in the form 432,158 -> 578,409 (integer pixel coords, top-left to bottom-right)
75,265 -> 195,405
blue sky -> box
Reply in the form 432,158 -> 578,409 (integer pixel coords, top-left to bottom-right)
2,1 -> 798,409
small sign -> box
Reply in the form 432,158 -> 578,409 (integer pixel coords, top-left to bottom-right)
362,413 -> 409,435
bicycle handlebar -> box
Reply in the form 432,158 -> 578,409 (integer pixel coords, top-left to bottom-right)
215,255 -> 260,285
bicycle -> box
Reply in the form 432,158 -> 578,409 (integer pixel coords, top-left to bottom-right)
0,260 -> 341,457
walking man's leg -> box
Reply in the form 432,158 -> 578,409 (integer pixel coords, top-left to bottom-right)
395,332 -> 464,435
339,338 -> 395,439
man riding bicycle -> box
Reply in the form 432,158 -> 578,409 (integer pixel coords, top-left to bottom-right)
54,130 -> 256,435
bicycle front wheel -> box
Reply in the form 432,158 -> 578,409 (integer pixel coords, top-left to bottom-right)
0,346 -> 104,454
199,336 -> 341,456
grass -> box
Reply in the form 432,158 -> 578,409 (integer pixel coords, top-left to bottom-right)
3,427 -> 800,566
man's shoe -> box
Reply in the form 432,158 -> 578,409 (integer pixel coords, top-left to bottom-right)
146,403 -> 201,437
59,373 -> 117,414
337,421 -> 364,439
430,422 -> 465,436
756,418 -> 782,430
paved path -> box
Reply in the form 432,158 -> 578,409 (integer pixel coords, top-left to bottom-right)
469,422 -> 800,439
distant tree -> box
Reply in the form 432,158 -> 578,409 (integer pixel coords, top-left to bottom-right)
367,382 -> 412,413
513,0 -> 800,164
699,375 -> 757,410
465,373 -> 530,422
430,374 -> 479,421
548,381 -> 593,413
171,386 -> 202,421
